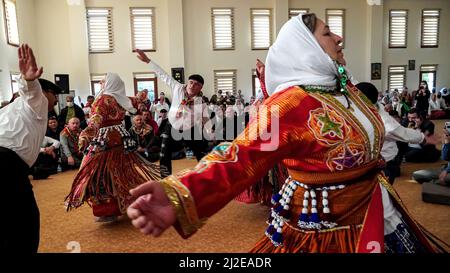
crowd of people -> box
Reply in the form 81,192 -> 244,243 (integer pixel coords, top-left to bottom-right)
0,12 -> 448,254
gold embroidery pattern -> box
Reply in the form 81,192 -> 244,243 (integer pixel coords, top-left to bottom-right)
160,175 -> 205,237
346,84 -> 385,160
308,106 -> 350,146
310,92 -> 372,162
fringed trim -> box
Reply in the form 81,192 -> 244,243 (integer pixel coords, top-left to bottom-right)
234,190 -> 259,204
251,223 -> 362,253
378,174 -> 447,253
65,147 -> 161,213
235,163 -> 288,206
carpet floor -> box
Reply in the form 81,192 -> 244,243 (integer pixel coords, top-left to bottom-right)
33,122 -> 450,253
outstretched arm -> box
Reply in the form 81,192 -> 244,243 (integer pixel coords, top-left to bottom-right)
136,49 -> 183,96
128,87 -> 308,238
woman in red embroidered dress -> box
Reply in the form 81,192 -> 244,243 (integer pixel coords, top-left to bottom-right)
65,73 -> 161,222
126,14 -> 446,252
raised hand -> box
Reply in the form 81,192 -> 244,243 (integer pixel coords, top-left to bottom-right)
136,49 -> 151,64
127,180 -> 176,237
256,58 -> 265,75
18,44 -> 43,81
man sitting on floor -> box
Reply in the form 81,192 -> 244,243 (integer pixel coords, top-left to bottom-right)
412,125 -> 450,187
60,117 -> 83,171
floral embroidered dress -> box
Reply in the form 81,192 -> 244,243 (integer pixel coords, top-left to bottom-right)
65,94 -> 161,217
157,83 -> 442,253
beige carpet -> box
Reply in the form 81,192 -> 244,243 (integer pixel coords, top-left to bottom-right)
34,121 -> 450,253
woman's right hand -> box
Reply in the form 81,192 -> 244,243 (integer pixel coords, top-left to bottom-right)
127,180 -> 176,237
136,49 -> 151,64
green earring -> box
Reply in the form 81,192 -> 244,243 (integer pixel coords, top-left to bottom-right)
337,64 -> 348,95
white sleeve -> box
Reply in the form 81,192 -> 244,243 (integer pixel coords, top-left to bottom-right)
46,136 -> 61,149
380,106 -> 424,144
148,61 -> 184,96
18,76 -> 48,119
388,126 -> 424,144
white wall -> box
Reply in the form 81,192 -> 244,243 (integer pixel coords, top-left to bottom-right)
0,0 -> 36,101
289,0 -> 370,84
33,0 -> 91,100
183,0 -> 273,101
383,0 -> 450,92
85,0 -> 173,97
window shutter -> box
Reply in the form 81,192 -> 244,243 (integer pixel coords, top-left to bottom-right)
421,9 -> 440,48
130,7 -> 156,51
3,0 -> 19,46
86,8 -> 114,53
90,73 -> 106,82
214,70 -> 237,94
388,66 -> 406,92
420,65 -> 437,73
133,72 -> 156,79
251,9 -> 272,50
326,9 -> 345,48
211,8 -> 234,50
289,9 -> 309,19
389,10 -> 408,48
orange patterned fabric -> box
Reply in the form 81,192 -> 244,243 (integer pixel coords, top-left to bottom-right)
160,85 -> 386,238
160,84 -> 444,253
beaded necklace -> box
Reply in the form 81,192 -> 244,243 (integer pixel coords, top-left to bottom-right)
301,63 -> 352,109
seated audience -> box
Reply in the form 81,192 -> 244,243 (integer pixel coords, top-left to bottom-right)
412,126 -> 450,187
400,108 -> 440,163
151,94 -> 170,121
31,136 -> 60,180
46,116 -> 61,140
58,95 -> 86,130
428,93 -> 446,119
60,117 -> 83,170
142,109 -> 159,135
128,115 -> 160,162
356,82 -> 437,184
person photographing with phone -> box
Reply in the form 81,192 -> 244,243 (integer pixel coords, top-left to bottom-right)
415,81 -> 431,118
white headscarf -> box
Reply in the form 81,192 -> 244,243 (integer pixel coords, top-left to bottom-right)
98,73 -> 136,114
265,14 -> 353,95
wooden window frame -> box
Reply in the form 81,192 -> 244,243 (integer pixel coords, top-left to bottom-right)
90,73 -> 106,95
211,8 -> 235,50
10,71 -> 20,95
133,73 -> 158,100
86,7 -> 114,53
389,9 -> 408,48
3,0 -> 19,47
420,9 -> 440,48
388,65 -> 407,92
214,69 -> 237,94
419,64 -> 438,91
250,8 -> 273,50
326,9 -> 345,48
252,70 -> 257,97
